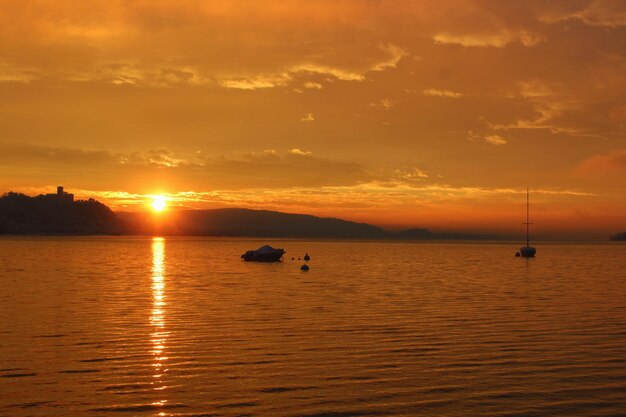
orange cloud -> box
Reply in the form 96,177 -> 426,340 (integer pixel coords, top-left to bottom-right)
422,88 -> 462,98
433,30 -> 544,48
578,150 -> 626,174
540,0 -> 626,27
484,135 -> 507,146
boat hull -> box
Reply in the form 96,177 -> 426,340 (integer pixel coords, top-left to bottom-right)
241,252 -> 284,262
519,246 -> 536,257
241,247 -> 285,262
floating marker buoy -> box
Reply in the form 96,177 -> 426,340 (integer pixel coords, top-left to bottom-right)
300,264 -> 309,271
303,253 -> 310,261
515,252 -> 520,257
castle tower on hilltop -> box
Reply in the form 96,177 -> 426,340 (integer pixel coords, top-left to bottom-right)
45,185 -> 74,202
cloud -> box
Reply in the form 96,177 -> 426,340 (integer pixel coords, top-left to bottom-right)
518,80 -> 555,98
300,112 -> 315,122
0,142 -> 118,164
578,149 -> 626,174
370,43 -> 408,71
288,64 -> 365,81
43,62 -> 213,88
433,30 -> 544,48
0,143 -> 372,190
391,167 -> 429,181
220,43 -> 407,90
422,88 -> 462,98
289,148 -> 312,156
303,81 -> 323,90
540,0 -> 626,27
0,1 -> 414,89
369,98 -> 397,110
220,73 -> 290,90
484,134 -> 507,145
575,0 -> 626,27
489,80 -> 598,138
137,148 -> 187,167
0,61 -> 38,83
467,131 -> 507,146
494,101 -> 597,137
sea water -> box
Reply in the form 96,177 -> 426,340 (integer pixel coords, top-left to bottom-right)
0,237 -> 625,416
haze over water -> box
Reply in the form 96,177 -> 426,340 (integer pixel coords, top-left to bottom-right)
1,237 -> 625,416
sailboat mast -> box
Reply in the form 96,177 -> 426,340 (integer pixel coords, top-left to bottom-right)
526,187 -> 530,247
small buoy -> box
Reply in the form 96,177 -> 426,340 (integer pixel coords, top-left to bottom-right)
303,253 -> 310,261
515,252 -> 520,257
300,264 -> 309,271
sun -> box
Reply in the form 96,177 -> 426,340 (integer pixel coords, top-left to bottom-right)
151,195 -> 167,212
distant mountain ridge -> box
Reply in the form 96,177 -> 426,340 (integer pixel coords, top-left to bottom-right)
119,208 -> 493,240
119,208 -> 388,238
0,191 -> 492,240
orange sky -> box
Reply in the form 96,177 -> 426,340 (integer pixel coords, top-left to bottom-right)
0,0 -> 625,239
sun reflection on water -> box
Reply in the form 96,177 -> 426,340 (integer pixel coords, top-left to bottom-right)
151,237 -> 169,404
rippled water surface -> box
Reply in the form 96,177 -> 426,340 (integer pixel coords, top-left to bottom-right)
1,237 -> 625,416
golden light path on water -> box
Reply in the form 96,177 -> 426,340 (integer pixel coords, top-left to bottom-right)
151,237 -> 169,412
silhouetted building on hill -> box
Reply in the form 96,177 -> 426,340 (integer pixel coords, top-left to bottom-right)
0,189 -> 121,234
44,186 -> 74,202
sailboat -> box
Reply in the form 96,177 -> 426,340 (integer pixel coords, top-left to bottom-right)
517,188 -> 536,257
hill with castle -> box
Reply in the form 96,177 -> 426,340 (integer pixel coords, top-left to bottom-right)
0,187 -> 121,234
